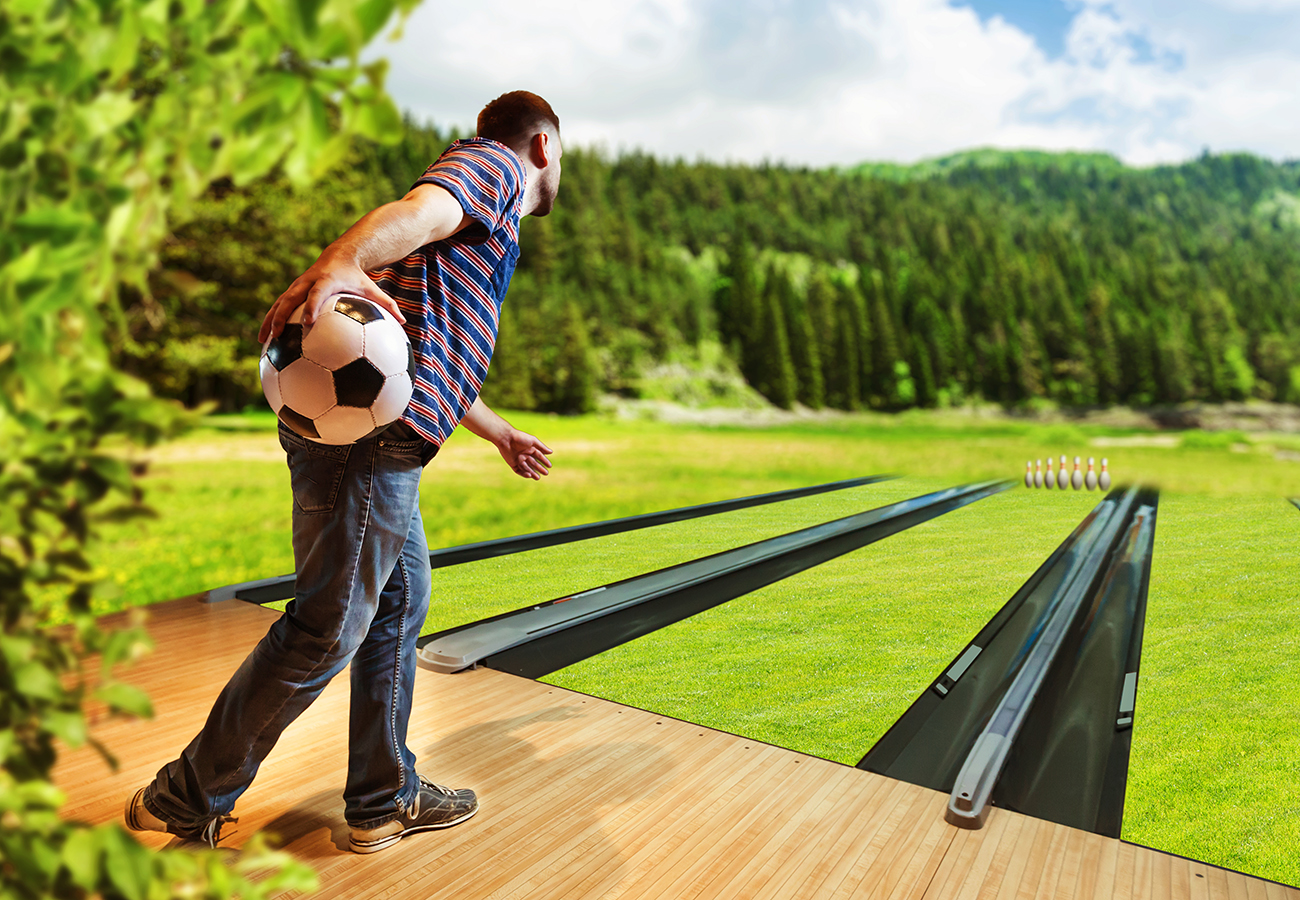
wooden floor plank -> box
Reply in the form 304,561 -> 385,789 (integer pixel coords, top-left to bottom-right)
678,757 -> 855,899
1113,841 -> 1138,900
977,811 -> 1041,900
682,764 -> 854,900
52,596 -> 1298,900
487,731 -> 766,900
1025,821 -> 1074,899
1151,844 -> 1174,898
1131,841 -> 1156,900
1076,831 -> 1112,900
945,805 -> 1014,900
830,779 -> 939,900
1053,826 -> 1089,900
971,813 -> 1032,900
859,786 -> 955,900
1088,834 -> 1119,900
810,777 -> 924,899
743,768 -> 893,900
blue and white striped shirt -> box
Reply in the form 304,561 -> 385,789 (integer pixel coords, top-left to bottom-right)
370,138 -> 526,446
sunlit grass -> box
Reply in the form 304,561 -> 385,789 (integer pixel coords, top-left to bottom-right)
80,407 -> 1300,886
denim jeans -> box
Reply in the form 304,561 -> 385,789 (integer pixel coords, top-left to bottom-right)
145,421 -> 438,833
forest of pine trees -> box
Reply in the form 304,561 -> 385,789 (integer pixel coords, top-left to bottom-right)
120,119 -> 1300,415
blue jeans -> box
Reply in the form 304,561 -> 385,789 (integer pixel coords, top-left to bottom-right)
145,422 -> 438,833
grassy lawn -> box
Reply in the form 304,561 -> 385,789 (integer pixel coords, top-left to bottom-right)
76,408 -> 1300,886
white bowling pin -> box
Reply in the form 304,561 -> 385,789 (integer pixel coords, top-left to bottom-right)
1045,457 -> 1055,490
1034,459 -> 1043,488
1057,455 -> 1069,490
1025,461 -> 1034,488
1099,457 -> 1111,490
1085,456 -> 1098,490
1071,456 -> 1084,490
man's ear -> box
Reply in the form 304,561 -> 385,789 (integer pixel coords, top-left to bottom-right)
530,130 -> 551,168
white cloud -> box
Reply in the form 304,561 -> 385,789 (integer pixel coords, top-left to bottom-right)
370,0 -> 1300,166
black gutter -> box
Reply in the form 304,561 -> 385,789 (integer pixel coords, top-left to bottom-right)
416,480 -> 1013,678
858,486 -> 1158,838
995,494 -> 1156,836
206,474 -> 891,604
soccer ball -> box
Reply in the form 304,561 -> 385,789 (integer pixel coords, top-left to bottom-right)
260,295 -> 415,444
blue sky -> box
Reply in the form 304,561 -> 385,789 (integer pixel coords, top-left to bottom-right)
371,0 -> 1300,167
954,0 -> 1078,57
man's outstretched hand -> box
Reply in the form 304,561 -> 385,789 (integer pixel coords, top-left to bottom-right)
495,428 -> 553,480
258,260 -> 405,344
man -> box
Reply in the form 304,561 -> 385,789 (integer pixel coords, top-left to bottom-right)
125,91 -> 563,854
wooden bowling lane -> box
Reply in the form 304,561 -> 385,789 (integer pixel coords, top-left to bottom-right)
53,596 -> 1299,899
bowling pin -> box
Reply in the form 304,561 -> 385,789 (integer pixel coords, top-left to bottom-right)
1085,456 -> 1098,491
1057,455 -> 1069,490
1045,457 -> 1055,490
1099,458 -> 1111,490
1071,456 -> 1084,490
1034,459 -> 1043,488
1025,461 -> 1034,488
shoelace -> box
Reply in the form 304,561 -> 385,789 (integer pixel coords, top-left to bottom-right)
410,776 -> 458,818
200,813 -> 238,848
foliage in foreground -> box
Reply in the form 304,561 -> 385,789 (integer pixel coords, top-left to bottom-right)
0,0 -> 413,895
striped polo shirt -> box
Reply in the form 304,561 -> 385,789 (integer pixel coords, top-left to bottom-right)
369,138 -> 526,446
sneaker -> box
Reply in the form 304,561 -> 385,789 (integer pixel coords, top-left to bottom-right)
124,787 -> 168,836
348,775 -> 478,854
124,787 -> 236,847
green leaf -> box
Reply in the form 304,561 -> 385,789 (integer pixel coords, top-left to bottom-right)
283,89 -> 332,185
360,95 -> 402,143
296,0 -> 328,38
16,778 -> 66,810
251,0 -> 306,44
352,0 -> 398,42
79,92 -> 137,139
43,709 -> 87,748
13,207 -> 94,243
29,833 -> 62,884
108,6 -> 143,79
0,634 -> 35,668
13,662 -> 62,699
94,681 -> 154,719
61,826 -> 103,890
102,826 -> 151,900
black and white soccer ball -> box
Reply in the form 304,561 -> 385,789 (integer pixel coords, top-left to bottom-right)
259,295 -> 415,444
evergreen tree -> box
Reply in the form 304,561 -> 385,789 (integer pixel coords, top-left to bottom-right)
777,268 -> 825,408
481,305 -> 535,410
550,302 -> 599,414
716,234 -> 760,355
753,268 -> 798,409
1086,282 -> 1122,403
833,300 -> 864,410
865,270 -> 901,407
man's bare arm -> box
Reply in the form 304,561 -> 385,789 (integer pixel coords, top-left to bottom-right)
259,184 -> 473,342
460,397 -> 553,480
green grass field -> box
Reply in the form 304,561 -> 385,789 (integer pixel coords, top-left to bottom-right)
71,409 -> 1300,886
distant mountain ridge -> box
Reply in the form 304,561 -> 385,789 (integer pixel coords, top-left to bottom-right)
846,148 -> 1128,182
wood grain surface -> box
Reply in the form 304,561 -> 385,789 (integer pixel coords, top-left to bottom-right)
53,596 -> 1299,900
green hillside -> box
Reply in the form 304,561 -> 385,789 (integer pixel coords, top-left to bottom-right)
845,147 -> 1127,182
120,122 -> 1300,415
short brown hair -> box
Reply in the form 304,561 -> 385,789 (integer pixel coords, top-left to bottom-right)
477,91 -> 561,152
